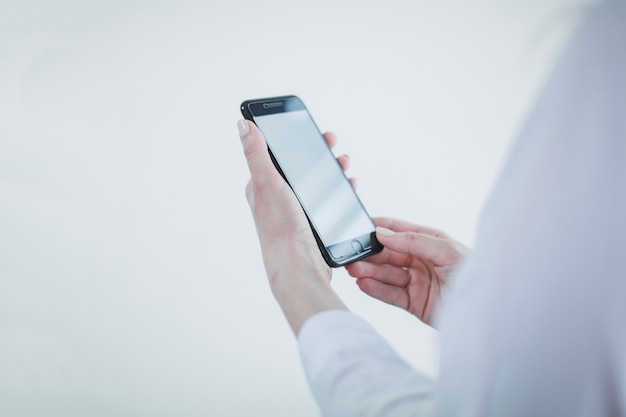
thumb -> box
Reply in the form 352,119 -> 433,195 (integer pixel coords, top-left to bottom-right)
375,226 -> 453,266
238,120 -> 279,183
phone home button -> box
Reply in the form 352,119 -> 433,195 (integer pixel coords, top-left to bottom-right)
351,239 -> 364,254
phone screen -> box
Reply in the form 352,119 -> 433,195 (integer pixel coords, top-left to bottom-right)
241,96 -> 382,266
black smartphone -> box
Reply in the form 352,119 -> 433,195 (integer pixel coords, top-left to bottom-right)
240,95 -> 383,268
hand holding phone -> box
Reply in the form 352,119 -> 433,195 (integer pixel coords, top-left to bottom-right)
238,118 -> 351,333
240,95 -> 382,267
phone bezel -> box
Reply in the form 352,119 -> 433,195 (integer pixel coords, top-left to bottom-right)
240,95 -> 383,267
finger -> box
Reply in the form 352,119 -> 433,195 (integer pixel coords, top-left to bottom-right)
337,154 -> 350,171
323,132 -> 337,149
373,217 -> 447,238
346,261 -> 410,287
355,246 -> 413,268
238,120 -> 280,185
375,228 -> 454,266
349,177 -> 357,189
356,278 -> 408,311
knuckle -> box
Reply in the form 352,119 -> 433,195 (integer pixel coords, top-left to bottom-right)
242,140 -> 259,159
406,231 -> 420,242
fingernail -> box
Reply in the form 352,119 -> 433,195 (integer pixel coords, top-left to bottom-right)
376,226 -> 394,236
237,120 -> 250,138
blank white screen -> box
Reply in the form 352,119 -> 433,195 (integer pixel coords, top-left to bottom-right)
255,110 -> 374,247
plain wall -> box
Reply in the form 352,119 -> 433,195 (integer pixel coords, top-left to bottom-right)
0,0 -> 586,416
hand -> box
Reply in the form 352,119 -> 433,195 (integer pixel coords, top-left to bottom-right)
346,218 -> 469,325
238,120 -> 347,334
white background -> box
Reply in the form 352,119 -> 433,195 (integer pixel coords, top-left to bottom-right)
0,1 -> 586,416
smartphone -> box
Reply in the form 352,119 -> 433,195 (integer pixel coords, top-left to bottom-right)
240,95 -> 383,267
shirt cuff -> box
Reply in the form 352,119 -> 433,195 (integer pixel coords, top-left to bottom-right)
298,310 -> 381,376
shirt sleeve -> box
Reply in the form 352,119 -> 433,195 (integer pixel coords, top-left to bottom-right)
298,310 -> 435,417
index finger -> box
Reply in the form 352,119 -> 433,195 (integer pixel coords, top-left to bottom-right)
373,217 -> 448,238
354,246 -> 413,268
376,230 -> 460,267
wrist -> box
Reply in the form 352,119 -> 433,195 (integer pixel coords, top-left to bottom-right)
263,246 -> 347,335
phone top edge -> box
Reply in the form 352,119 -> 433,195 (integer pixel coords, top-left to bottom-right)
241,95 -> 305,118
240,95 -> 299,107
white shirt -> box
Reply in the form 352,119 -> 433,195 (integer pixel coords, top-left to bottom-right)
298,1 -> 626,416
